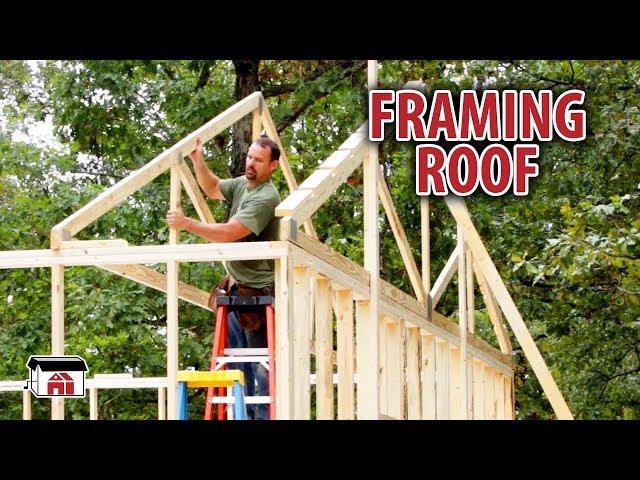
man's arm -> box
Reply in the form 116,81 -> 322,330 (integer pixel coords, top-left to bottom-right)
167,209 -> 251,242
189,138 -> 225,201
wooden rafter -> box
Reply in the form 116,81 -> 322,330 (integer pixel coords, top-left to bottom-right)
377,168 -> 426,306
178,161 -> 215,224
275,124 -> 368,228
98,264 -> 211,311
473,257 -> 512,354
260,101 -> 317,238
430,246 -> 459,308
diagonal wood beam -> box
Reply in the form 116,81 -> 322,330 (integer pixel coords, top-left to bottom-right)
275,125 -> 368,227
260,101 -> 317,238
98,264 -> 211,311
178,162 -> 215,224
377,168 -> 426,305
473,257 -> 512,355
430,246 -> 460,309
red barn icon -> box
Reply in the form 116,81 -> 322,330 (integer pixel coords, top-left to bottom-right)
47,372 -> 74,395
25,356 -> 87,398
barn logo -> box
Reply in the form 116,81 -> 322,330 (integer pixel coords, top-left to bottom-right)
25,356 -> 88,398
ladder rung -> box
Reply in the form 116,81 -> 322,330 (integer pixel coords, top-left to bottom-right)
215,356 -> 269,364
210,396 -> 271,404
224,348 -> 268,356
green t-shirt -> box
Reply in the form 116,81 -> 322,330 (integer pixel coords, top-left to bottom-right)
218,176 -> 281,288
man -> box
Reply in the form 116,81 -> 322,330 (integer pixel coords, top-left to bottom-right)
166,136 -> 281,420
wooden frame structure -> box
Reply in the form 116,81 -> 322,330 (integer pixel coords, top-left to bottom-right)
0,63 -> 573,420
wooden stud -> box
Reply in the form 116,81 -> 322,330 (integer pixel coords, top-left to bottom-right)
485,366 -> 496,420
166,164 -> 181,420
449,346 -> 461,419
473,359 -> 485,420
315,278 -> 334,419
336,289 -> 354,420
22,389 -> 31,420
51,264 -> 64,420
90,388 -> 98,420
421,333 -> 436,419
293,266 -> 311,419
29,225 -> 511,380
496,373 -> 505,420
356,62 -> 381,420
378,316 -> 388,416
467,354 -> 474,419
158,387 -> 166,420
355,300 -> 379,419
386,320 -> 405,419
435,339 -> 450,419
505,376 -> 515,420
406,327 -> 421,419
275,252 -> 294,419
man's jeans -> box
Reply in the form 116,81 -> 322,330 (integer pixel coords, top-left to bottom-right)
226,284 -> 269,420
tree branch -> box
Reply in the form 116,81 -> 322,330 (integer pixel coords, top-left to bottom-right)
534,75 -> 579,88
261,60 -> 340,98
275,60 -> 367,133
160,63 -> 175,81
196,62 -> 213,90
616,285 -> 640,295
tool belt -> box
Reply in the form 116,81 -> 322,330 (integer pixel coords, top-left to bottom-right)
208,276 -> 274,331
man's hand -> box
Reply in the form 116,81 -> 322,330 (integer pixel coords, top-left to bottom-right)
166,209 -> 191,230
188,137 -> 204,164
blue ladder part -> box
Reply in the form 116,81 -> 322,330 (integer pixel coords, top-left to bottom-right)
232,381 -> 247,420
177,381 -> 188,420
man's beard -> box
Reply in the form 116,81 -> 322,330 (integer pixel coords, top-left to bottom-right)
246,169 -> 256,179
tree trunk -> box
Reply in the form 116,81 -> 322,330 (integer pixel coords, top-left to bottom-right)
231,60 -> 260,177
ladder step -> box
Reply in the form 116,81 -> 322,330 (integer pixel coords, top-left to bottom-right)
215,356 -> 269,365
210,396 -> 271,404
224,348 -> 268,356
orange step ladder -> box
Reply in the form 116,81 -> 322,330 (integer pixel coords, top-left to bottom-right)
205,295 -> 276,420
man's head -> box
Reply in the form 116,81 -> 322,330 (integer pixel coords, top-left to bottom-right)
245,137 -> 280,184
